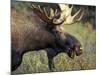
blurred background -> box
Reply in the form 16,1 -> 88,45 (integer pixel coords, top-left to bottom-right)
11,0 -> 96,74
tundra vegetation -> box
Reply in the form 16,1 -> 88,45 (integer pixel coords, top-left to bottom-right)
11,1 -> 96,74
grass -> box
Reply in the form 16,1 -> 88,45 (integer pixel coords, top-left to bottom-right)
11,9 -> 96,74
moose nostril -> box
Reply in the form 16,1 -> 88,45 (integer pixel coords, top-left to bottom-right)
80,47 -> 83,51
79,49 -> 83,54
76,47 -> 83,56
79,47 -> 83,52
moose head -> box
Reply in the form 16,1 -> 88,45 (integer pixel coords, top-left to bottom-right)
63,32 -> 83,58
45,32 -> 83,71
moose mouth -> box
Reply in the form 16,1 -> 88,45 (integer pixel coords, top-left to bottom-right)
75,47 -> 83,56
66,47 -> 83,58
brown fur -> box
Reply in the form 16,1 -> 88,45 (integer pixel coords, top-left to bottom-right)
11,9 -> 61,71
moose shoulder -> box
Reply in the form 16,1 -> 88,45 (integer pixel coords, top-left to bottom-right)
11,4 -> 83,71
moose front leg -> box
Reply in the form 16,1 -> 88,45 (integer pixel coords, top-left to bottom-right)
48,58 -> 55,71
11,50 -> 22,71
45,48 -> 58,71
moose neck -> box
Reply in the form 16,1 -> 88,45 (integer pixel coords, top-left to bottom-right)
45,25 -> 68,52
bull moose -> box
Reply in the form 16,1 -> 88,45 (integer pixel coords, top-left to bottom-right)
11,3 -> 83,71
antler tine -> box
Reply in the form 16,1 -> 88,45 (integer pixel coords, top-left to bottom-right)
43,6 -> 65,25
32,4 -> 52,23
72,9 -> 84,22
37,5 -> 43,13
77,10 -> 84,21
72,9 -> 81,18
32,4 -> 43,15
52,16 -> 66,25
43,7 -> 58,22
59,4 -> 84,25
42,7 -> 51,19
55,9 -> 58,15
31,4 -> 36,9
32,4 -> 65,26
70,5 -> 73,14
46,8 -> 55,19
66,5 -> 73,17
64,4 -> 73,17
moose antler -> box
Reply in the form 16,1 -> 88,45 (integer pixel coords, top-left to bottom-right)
59,4 -> 84,25
31,4 -> 66,26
